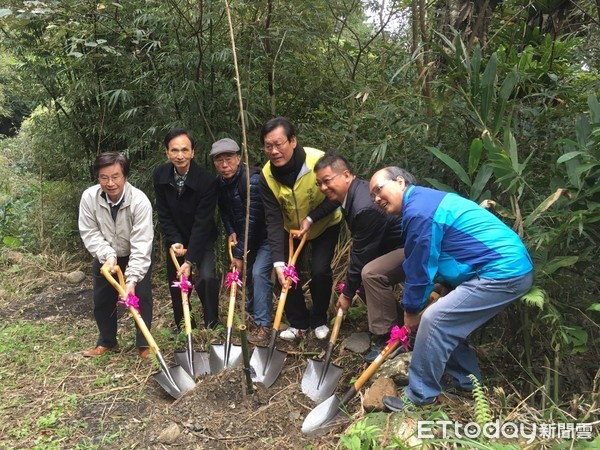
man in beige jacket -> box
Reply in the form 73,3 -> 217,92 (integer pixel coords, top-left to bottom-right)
79,152 -> 154,359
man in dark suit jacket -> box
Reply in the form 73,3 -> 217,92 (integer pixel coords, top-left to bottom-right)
314,153 -> 408,362
153,128 -> 220,330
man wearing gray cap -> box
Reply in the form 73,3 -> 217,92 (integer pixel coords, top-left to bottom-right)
153,128 -> 220,331
211,138 -> 273,344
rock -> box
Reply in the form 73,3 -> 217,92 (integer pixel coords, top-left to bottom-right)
157,422 -> 181,444
342,332 -> 370,353
8,251 -> 23,265
65,270 -> 86,284
374,352 -> 412,385
363,377 -> 397,411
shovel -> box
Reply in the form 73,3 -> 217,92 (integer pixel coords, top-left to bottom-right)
170,248 -> 210,378
301,307 -> 344,403
250,229 -> 308,388
209,242 -> 243,374
301,292 -> 442,434
101,265 -> 196,399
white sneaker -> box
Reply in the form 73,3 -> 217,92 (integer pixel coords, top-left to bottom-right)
314,325 -> 330,340
279,327 -> 308,341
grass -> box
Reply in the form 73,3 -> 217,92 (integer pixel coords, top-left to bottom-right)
0,317 -> 146,449
0,246 -> 598,449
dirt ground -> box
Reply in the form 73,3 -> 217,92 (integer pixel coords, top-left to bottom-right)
0,275 -> 370,449
2,268 -> 598,449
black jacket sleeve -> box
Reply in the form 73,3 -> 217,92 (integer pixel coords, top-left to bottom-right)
153,167 -> 184,245
218,187 -> 236,237
259,173 -> 286,263
234,172 -> 265,260
343,208 -> 389,298
187,177 -> 218,263
308,198 -> 339,223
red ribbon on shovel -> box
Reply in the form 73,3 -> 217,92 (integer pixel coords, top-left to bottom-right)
117,293 -> 140,312
225,270 -> 243,288
172,274 -> 193,294
283,264 -> 300,288
387,325 -> 411,351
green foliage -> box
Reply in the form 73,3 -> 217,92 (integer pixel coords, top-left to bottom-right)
339,419 -> 383,450
468,374 -> 493,426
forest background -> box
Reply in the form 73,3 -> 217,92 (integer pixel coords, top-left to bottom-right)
0,0 -> 598,447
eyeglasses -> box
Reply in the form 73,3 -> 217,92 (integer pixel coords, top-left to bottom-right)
315,173 -> 340,187
264,140 -> 289,153
98,174 -> 124,183
370,178 -> 395,200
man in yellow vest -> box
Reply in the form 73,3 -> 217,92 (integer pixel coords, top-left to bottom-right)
259,117 -> 342,341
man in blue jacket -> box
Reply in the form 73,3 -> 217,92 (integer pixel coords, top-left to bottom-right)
153,129 -> 220,330
314,153 -> 406,362
369,166 -> 534,411
211,138 -> 273,344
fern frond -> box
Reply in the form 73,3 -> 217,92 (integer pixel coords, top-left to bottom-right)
468,374 -> 493,426
519,285 -> 546,309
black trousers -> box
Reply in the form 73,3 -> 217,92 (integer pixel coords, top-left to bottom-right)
166,246 -> 219,328
92,256 -> 153,348
283,223 -> 340,329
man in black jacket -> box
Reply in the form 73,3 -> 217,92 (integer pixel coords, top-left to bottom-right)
314,153 -> 407,362
211,138 -> 273,344
153,129 -> 220,330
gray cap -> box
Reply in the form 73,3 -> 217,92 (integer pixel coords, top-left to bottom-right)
210,138 -> 240,157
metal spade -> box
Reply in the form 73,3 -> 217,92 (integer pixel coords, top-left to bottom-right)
101,266 -> 196,399
169,248 -> 210,378
250,230 -> 307,388
209,241 -> 243,373
301,307 -> 345,403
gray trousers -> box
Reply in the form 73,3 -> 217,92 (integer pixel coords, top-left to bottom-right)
361,248 -> 406,335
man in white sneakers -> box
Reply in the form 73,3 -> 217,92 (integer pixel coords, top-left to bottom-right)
259,117 -> 342,341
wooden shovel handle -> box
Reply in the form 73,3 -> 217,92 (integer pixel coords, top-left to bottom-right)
100,265 -> 160,356
271,230 -> 309,331
288,229 -> 308,266
169,246 -> 188,272
169,247 -> 193,334
329,307 -> 344,345
228,240 -> 236,263
352,289 -> 442,392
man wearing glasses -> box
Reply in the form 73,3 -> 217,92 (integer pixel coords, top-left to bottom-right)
78,152 -> 154,359
211,138 -> 273,344
369,166 -> 533,411
153,129 -> 220,331
313,153 -> 407,362
259,117 -> 342,341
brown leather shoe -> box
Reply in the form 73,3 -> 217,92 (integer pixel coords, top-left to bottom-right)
138,347 -> 150,359
83,345 -> 120,357
248,326 -> 270,345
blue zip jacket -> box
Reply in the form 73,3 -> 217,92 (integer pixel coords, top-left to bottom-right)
401,185 -> 533,314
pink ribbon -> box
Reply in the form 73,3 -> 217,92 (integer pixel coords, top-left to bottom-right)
284,264 -> 300,288
171,274 -> 193,294
118,293 -> 140,312
225,270 -> 243,288
336,282 -> 361,295
387,325 -> 411,351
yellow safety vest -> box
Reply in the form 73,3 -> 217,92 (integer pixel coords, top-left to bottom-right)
262,147 -> 342,239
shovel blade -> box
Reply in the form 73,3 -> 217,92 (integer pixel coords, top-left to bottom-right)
174,350 -> 210,378
301,359 -> 344,404
249,345 -> 287,388
209,343 -> 243,374
152,365 -> 196,400
301,394 -> 344,435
